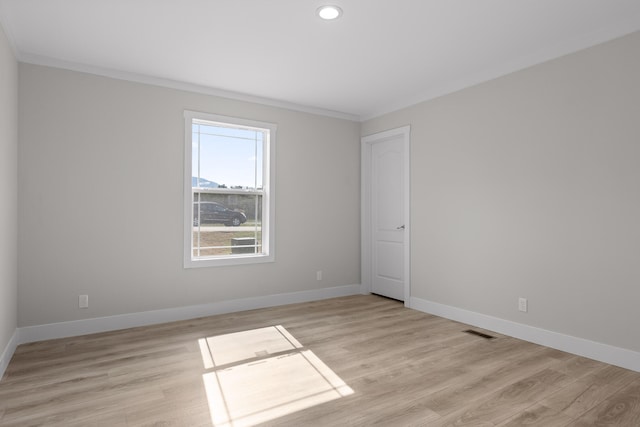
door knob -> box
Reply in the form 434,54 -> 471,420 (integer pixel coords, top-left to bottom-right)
397,225 -> 405,230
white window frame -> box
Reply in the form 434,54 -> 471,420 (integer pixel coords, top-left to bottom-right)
183,110 -> 276,268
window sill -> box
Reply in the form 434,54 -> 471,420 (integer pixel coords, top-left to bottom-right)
184,253 -> 275,268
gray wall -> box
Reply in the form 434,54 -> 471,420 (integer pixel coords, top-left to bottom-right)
18,64 -> 361,327
362,31 -> 640,353
12,27 -> 640,358
0,23 -> 18,356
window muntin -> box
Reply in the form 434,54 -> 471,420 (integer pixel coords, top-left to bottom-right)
184,111 -> 275,267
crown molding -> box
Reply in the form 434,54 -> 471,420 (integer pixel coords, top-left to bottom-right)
6,11 -> 640,123
361,17 -> 640,121
18,52 -> 360,123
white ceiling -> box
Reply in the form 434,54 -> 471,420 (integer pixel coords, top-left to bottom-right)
1,1 -> 640,121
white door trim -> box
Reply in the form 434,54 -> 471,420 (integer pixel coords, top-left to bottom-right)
361,126 -> 411,307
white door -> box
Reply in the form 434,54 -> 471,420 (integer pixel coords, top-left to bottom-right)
362,127 -> 410,302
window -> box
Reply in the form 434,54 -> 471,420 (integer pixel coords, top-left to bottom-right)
184,111 -> 275,267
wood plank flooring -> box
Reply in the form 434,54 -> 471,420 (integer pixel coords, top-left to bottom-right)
1,295 -> 639,426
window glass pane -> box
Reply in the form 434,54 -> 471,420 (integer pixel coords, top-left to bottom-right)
192,124 -> 263,190
192,193 -> 263,258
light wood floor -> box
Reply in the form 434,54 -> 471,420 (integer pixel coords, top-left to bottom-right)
1,295 -> 639,426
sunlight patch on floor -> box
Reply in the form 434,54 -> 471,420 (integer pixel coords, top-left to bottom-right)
199,325 -> 353,427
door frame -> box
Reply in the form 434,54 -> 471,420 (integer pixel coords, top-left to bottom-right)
361,126 -> 411,307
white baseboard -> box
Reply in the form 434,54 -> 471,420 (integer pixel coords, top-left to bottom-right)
16,284 -> 361,345
0,329 -> 19,380
410,296 -> 640,373
11,288 -> 635,376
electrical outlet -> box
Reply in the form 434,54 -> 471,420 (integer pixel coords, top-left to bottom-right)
79,294 -> 89,309
518,297 -> 528,313
316,270 -> 322,281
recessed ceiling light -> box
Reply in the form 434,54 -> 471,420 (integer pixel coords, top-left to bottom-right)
317,5 -> 342,20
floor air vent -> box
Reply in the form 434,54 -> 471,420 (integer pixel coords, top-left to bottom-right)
463,329 -> 495,340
